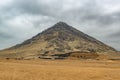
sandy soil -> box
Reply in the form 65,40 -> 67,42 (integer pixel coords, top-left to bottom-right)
0,59 -> 120,80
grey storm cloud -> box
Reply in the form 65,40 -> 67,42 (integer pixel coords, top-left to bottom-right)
0,0 -> 120,50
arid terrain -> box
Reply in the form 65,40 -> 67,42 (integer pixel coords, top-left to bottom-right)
0,22 -> 119,80
0,0 -> 120,79
0,59 -> 120,80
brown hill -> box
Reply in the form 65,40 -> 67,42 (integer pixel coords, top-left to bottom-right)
0,22 -> 117,59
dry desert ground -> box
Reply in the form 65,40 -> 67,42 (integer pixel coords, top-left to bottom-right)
0,59 -> 120,80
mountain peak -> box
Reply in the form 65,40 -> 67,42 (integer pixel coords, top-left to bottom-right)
55,21 -> 68,25
40,21 -> 72,35
53,21 -> 70,28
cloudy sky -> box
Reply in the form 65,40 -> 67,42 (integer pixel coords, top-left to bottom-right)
0,0 -> 120,51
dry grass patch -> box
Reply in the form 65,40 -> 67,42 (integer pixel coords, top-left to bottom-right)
0,60 -> 120,80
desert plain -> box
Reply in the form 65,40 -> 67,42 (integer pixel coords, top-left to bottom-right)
0,59 -> 120,80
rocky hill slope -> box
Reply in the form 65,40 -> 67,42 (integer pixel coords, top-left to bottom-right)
0,22 -> 117,59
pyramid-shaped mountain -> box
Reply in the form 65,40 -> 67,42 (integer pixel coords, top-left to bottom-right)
0,22 -> 116,59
